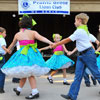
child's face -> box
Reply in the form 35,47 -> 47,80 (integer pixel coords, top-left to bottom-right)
54,34 -> 61,42
2,31 -> 6,38
74,18 -> 81,27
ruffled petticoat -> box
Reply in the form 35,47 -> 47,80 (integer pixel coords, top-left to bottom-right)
1,47 -> 50,78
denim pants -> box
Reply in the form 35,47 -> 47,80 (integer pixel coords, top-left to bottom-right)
84,70 -> 96,85
68,48 -> 100,100
0,56 -> 5,89
84,71 -> 90,85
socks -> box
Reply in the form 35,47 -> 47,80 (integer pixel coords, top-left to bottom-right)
48,75 -> 52,79
17,87 -> 39,96
17,86 -> 22,92
63,78 -> 67,82
32,88 -> 39,95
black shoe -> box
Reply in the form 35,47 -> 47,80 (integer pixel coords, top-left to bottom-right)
61,94 -> 72,100
12,78 -> 20,83
86,84 -> 90,87
13,88 -> 20,96
63,82 -> 70,85
25,93 -> 39,99
0,88 -> 5,93
91,76 -> 97,85
47,77 -> 53,84
12,81 -> 19,83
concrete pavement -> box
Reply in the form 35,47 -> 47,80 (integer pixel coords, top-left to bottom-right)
0,73 -> 100,100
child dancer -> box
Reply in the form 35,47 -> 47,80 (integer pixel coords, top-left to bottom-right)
1,14 -> 53,99
0,27 -> 9,93
51,13 -> 100,100
39,33 -> 75,85
68,33 -> 99,87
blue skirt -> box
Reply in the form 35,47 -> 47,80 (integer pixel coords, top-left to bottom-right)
46,54 -> 75,70
1,47 -> 50,78
97,55 -> 100,70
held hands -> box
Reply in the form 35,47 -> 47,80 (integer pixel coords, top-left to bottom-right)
6,49 -> 12,54
6,49 -> 10,54
50,43 -> 57,49
67,51 -> 73,56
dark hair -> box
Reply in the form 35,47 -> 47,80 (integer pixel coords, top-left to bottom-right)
0,27 -> 6,33
19,16 -> 32,29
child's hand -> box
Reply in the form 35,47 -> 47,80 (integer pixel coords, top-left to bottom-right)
50,43 -> 57,49
9,50 -> 12,54
6,49 -> 11,54
67,51 -> 73,56
39,49 -> 42,52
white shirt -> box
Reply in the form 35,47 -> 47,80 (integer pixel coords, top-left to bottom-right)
0,38 -> 7,55
89,34 -> 97,43
69,29 -> 92,52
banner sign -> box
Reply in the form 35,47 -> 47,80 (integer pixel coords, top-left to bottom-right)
18,0 -> 70,15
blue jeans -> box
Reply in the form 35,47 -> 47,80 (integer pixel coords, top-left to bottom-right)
84,70 -> 96,85
68,48 -> 100,100
84,71 -> 90,85
0,56 -> 5,89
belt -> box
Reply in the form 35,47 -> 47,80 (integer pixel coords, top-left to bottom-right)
79,47 -> 92,55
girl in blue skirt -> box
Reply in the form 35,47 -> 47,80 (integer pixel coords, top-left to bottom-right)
39,33 -> 75,85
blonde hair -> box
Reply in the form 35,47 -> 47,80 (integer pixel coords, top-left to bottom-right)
52,34 -> 62,40
75,13 -> 89,25
0,27 -> 6,33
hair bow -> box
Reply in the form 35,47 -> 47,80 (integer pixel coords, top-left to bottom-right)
52,34 -> 62,40
19,14 -> 37,26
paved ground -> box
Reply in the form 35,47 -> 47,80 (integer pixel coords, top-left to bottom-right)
0,73 -> 100,100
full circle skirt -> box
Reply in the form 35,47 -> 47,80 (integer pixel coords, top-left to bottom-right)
1,48 -> 50,78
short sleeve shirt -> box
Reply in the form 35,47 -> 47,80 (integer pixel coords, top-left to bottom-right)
69,29 -> 92,52
89,34 -> 97,43
0,38 -> 7,55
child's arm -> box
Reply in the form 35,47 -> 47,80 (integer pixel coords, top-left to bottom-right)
62,45 -> 68,54
8,34 -> 17,51
67,47 -> 78,56
34,31 -> 53,45
96,46 -> 100,52
95,40 -> 100,48
90,41 -> 95,50
95,40 -> 100,52
51,37 -> 72,48
2,46 -> 10,54
95,46 -> 100,55
39,46 -> 50,52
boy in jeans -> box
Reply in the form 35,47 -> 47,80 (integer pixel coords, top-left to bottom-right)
0,27 -> 9,93
51,13 -> 100,100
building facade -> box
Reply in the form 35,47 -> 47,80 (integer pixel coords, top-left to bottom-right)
0,0 -> 100,12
